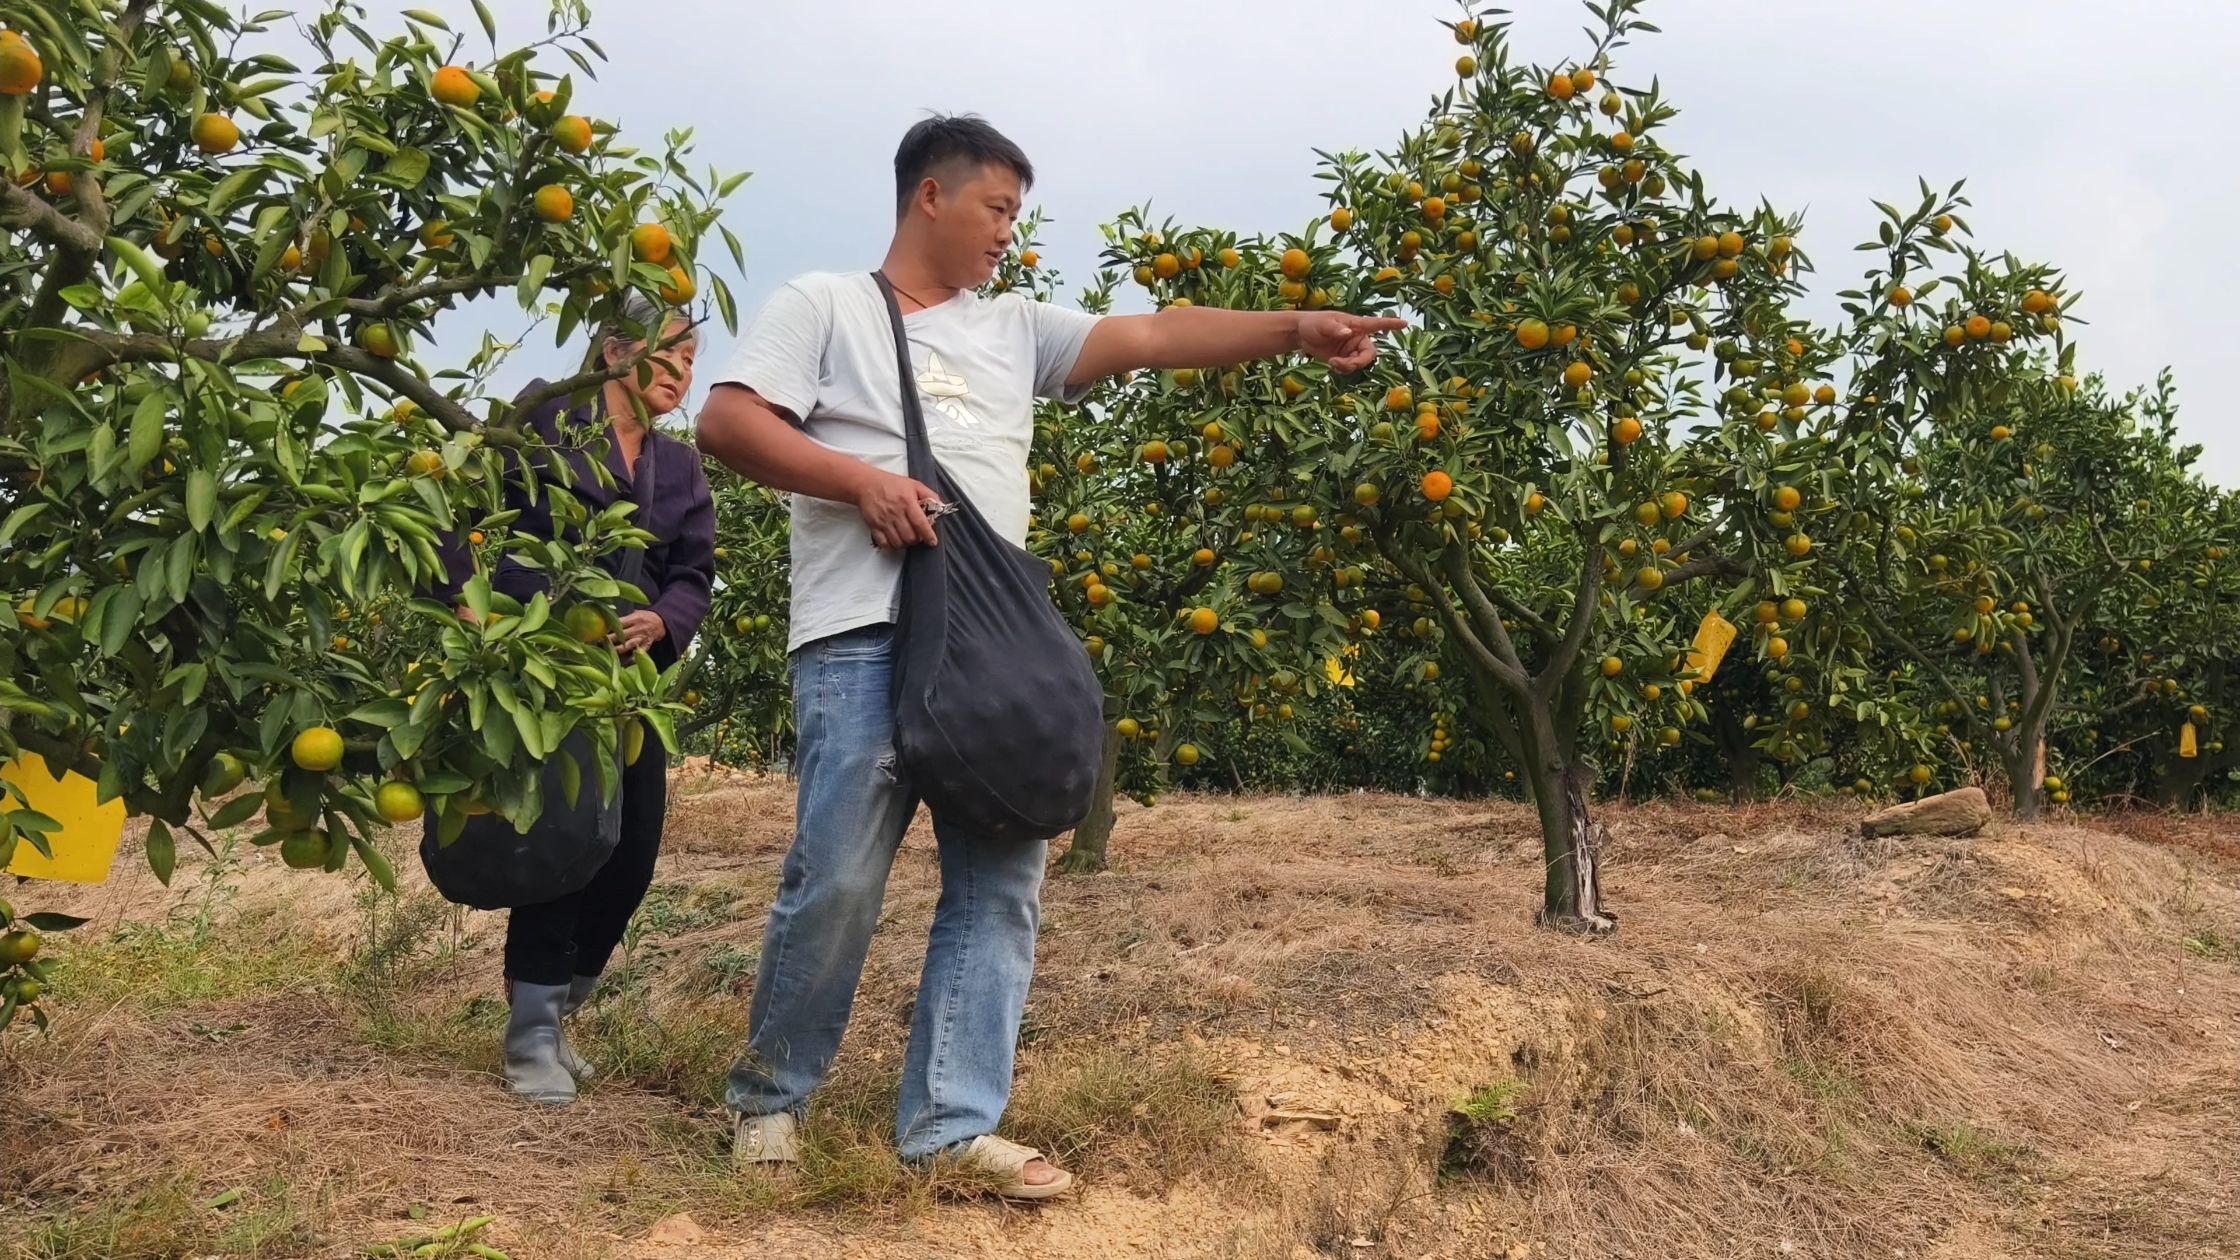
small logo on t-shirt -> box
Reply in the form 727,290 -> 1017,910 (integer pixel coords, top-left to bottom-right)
917,351 -> 980,429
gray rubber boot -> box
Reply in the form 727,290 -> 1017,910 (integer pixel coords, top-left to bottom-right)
503,980 -> 578,1106
556,974 -> 598,1081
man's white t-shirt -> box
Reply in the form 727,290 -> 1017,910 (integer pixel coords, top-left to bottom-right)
716,273 -> 1102,652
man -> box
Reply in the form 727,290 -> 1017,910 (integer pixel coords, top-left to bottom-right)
695,114 -> 1401,1199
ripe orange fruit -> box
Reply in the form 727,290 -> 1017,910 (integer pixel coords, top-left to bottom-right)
1780,597 -> 1806,621
1691,235 -> 1720,262
1888,284 -> 1912,307
658,265 -> 694,304
1965,314 -> 1991,339
1142,440 -> 1168,464
430,65 -> 480,108
632,222 -> 673,262
1208,444 -> 1236,469
2021,289 -> 2054,315
405,449 -> 445,478
1193,548 -> 1215,568
1385,385 -> 1413,412
1785,533 -> 1812,557
1635,566 -> 1664,592
1634,502 -> 1661,528
533,184 -> 574,222
291,725 -> 345,772
1454,18 -> 1478,41
1279,247 -> 1311,281
1989,424 -> 2012,441
1813,384 -> 1836,405
1154,252 -> 1181,280
1548,70 -> 1575,100
1218,247 -> 1241,268
1525,491 -> 1546,516
1773,486 -> 1802,511
1330,206 -> 1353,232
191,112 -> 240,154
279,243 -> 302,270
419,220 -> 455,249
1189,607 -> 1219,635
1767,636 -> 1790,660
551,114 -> 593,154
42,169 -> 71,197
0,32 -> 43,95
1422,195 -> 1446,222
1661,491 -> 1688,519
1601,655 -> 1624,677
1456,55 -> 1477,77
1611,417 -> 1643,445
1421,470 -> 1453,502
1019,249 -> 1038,268
1562,362 -> 1593,389
1717,230 -> 1744,258
1516,318 -> 1551,350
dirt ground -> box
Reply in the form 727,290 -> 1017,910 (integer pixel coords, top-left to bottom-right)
4,766 -> 2238,1260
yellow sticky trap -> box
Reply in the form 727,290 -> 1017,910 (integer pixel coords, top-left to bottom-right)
1325,656 -> 1356,688
3,753 -> 128,884
2180,721 -> 2199,760
1687,610 -> 1738,684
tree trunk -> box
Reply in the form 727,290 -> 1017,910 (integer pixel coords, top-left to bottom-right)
1056,720 -> 1123,875
1518,713 -> 1616,934
1999,727 -> 2044,821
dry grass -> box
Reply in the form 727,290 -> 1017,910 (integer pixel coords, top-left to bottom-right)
2,779 -> 2237,1259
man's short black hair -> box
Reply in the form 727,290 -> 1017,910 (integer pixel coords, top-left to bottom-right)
894,114 -> 1034,218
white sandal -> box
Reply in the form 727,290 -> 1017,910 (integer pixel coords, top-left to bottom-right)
947,1134 -> 1074,1201
733,1111 -> 800,1166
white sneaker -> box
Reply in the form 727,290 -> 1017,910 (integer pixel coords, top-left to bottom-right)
732,1110 -> 800,1166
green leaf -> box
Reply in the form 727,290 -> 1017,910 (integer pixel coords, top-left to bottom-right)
402,8 -> 450,29
390,719 -> 429,761
205,166 -> 270,218
186,469 -> 217,532
471,0 -> 497,43
145,819 -> 176,886
24,913 -> 90,931
105,235 -> 168,292
99,585 -> 141,656
377,146 -> 430,189
345,699 -> 411,728
125,391 -> 166,472
0,503 -> 47,547
204,788 -> 266,832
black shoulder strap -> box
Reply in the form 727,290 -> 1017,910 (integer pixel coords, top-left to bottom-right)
871,271 -> 938,486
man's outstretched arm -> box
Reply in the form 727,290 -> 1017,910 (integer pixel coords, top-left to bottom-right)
1066,307 -> 1406,388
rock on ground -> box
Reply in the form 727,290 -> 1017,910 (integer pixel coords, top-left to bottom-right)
1860,786 -> 1993,839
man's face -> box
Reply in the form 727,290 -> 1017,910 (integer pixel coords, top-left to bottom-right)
928,161 -> 1022,289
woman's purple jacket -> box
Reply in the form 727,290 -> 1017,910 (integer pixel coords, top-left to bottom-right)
431,380 -> 716,670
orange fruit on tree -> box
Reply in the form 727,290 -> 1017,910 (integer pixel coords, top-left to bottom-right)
658,265 -> 695,304
1780,597 -> 1806,621
1192,547 -> 1216,568
358,323 -> 401,358
376,781 -> 425,824
1633,501 -> 1661,528
291,726 -> 345,772
1384,385 -> 1413,411
1422,195 -> 1446,222
1515,318 -> 1551,350
1421,470 -> 1453,502
1989,320 -> 2012,342
1279,247 -> 1311,280
2021,289 -> 2054,315
551,114 -> 593,153
1330,206 -> 1353,232
1635,566 -> 1664,591
1716,230 -> 1744,258
1888,284 -> 1912,307
1154,252 -> 1181,279
1572,66 -> 1596,92
1611,417 -> 1643,445
0,32 -> 42,95
1965,314 -> 1991,339
1661,491 -> 1688,519
1524,491 -> 1546,516
1773,485 -> 1802,511
1562,361 -> 1592,389
632,222 -> 673,262
1691,234 -> 1719,261
1218,247 -> 1241,268
191,112 -> 240,154
1548,69 -> 1575,100
1551,323 -> 1578,348
533,183 -> 574,222
1784,533 -> 1812,557
419,220 -> 455,249
406,449 -> 445,478
43,169 -> 72,197
1456,55 -> 1477,76
1813,384 -> 1836,405
430,65 -> 480,107
1208,444 -> 1236,469
1189,607 -> 1219,636
1019,249 -> 1038,268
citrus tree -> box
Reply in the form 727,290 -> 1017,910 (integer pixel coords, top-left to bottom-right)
677,472 -> 791,766
1013,213 -> 1368,873
0,0 -> 739,1029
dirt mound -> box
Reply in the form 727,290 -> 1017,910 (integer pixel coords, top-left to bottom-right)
3,783 -> 2236,1259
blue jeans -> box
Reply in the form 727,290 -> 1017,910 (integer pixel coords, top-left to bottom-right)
724,623 -> 1048,1160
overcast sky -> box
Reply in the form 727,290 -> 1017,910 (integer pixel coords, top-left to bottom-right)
442,0 -> 2238,487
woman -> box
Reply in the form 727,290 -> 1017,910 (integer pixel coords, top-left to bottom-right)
438,292 -> 715,1105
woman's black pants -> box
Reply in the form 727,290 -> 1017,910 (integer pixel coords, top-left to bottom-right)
503,740 -> 668,986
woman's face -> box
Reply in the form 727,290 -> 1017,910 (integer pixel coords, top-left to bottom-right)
611,318 -> 698,415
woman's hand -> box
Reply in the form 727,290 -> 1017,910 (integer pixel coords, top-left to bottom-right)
616,610 -> 668,655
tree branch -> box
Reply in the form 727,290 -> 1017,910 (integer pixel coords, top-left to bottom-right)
0,179 -> 104,254
1536,527 -> 1606,702
1438,546 -> 1527,672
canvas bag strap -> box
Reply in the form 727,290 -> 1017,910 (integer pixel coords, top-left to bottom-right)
871,271 -> 939,487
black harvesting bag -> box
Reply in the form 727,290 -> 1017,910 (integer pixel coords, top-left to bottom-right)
873,272 -> 1104,843
419,426 -> 660,909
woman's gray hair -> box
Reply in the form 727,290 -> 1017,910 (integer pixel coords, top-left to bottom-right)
598,291 -> 698,368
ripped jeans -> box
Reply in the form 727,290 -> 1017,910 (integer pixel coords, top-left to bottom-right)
724,622 -> 1048,1160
